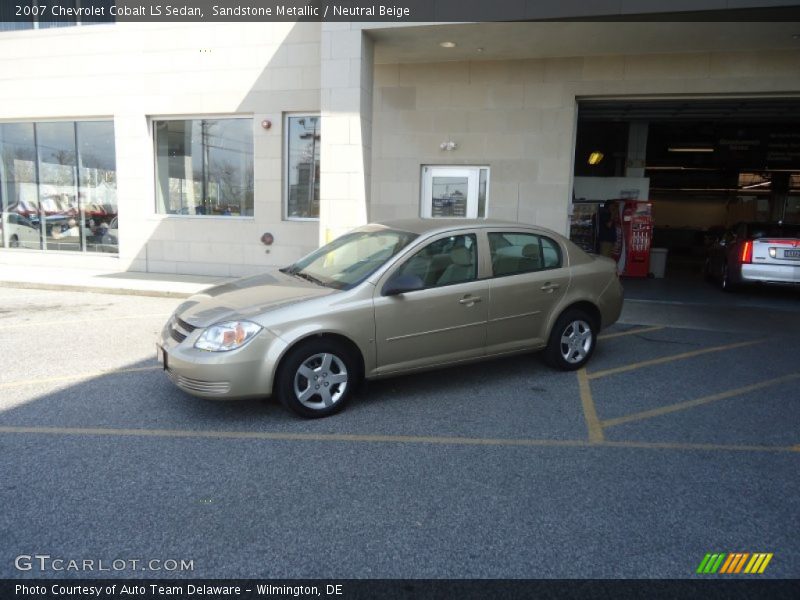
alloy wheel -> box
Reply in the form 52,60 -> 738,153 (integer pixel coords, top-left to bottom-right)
293,352 -> 349,410
559,320 -> 593,364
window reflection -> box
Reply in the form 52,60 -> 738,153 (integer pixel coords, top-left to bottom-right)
38,122 -> 80,252
78,121 -> 117,253
431,177 -> 468,218
0,120 -> 117,253
0,123 -> 39,249
154,118 -> 254,217
286,115 -> 320,220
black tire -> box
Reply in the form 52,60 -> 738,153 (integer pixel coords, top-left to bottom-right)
9,235 -> 19,248
544,309 -> 597,371
275,338 -> 357,418
720,263 -> 738,293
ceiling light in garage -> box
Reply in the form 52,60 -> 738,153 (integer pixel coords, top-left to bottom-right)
439,41 -> 457,48
668,146 -> 714,152
741,180 -> 772,190
587,151 -> 604,165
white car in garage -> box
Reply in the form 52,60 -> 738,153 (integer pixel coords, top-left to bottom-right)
707,222 -> 800,290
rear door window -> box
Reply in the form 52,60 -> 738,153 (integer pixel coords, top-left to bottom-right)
488,232 -> 562,277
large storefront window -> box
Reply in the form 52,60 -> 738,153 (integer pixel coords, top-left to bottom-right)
0,120 -> 117,253
285,114 -> 320,220
154,118 -> 254,217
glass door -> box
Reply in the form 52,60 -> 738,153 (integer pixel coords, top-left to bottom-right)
421,166 -> 489,219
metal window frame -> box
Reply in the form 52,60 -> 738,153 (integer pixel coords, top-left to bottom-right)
283,112 -> 321,222
150,114 -> 256,220
0,117 -> 117,254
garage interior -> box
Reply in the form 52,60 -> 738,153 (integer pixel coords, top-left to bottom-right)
572,97 -> 800,291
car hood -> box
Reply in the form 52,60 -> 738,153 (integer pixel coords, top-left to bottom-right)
175,269 -> 339,327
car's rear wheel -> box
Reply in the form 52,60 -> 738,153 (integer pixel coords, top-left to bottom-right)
545,309 -> 596,370
9,234 -> 19,248
720,263 -> 738,292
276,339 -> 357,418
703,259 -> 713,282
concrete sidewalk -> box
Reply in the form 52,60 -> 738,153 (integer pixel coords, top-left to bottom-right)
0,264 -> 233,298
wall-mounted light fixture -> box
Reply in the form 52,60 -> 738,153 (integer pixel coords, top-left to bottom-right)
440,140 -> 458,151
261,119 -> 272,130
587,151 -> 604,165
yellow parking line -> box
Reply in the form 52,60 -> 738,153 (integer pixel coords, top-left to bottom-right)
601,372 -> 800,428
577,368 -> 604,443
0,366 -> 162,390
599,326 -> 665,340
0,314 -> 170,331
590,440 -> 796,453
0,425 -> 796,453
587,339 -> 765,380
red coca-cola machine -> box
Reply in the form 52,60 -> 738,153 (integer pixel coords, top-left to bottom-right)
619,201 -> 653,278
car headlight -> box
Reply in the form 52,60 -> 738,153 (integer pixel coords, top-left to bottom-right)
194,321 -> 262,352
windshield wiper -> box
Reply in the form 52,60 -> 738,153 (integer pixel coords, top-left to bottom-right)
291,270 -> 326,287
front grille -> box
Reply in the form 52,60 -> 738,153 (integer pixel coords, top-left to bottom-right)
168,316 -> 197,344
176,317 -> 197,332
167,370 -> 231,396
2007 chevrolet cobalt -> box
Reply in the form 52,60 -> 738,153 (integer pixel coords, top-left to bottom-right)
158,219 -> 623,418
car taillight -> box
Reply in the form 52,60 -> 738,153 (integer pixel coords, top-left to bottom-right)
740,241 -> 753,264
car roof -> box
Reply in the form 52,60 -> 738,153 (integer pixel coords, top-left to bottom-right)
376,218 -> 551,237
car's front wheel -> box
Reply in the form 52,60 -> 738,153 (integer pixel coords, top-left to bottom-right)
276,339 -> 357,418
545,309 -> 596,370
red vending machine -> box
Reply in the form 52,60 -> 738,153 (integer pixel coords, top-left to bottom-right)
620,201 -> 653,278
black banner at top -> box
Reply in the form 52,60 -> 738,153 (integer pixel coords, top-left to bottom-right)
4,0 -> 800,23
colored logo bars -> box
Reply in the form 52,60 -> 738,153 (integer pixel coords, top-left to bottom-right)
696,553 -> 773,574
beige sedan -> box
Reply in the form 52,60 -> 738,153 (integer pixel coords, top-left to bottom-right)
157,219 -> 623,418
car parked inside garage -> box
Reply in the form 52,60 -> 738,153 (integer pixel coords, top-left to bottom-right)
706,222 -> 800,291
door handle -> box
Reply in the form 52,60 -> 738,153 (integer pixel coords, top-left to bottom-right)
540,282 -> 560,292
458,295 -> 482,305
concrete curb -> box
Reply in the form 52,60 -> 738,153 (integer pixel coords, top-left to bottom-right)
0,280 -> 196,299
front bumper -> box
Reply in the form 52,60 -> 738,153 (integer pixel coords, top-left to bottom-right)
157,317 -> 287,400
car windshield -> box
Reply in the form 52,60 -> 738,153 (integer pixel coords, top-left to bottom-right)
281,227 -> 418,290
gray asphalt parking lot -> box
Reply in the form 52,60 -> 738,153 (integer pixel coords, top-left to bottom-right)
0,286 -> 798,579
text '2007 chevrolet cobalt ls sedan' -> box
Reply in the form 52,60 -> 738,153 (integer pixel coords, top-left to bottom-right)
158,219 -> 623,418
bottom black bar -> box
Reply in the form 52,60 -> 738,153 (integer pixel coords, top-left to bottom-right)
2,579 -> 799,600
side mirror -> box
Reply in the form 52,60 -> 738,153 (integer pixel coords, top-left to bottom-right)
382,274 -> 425,296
